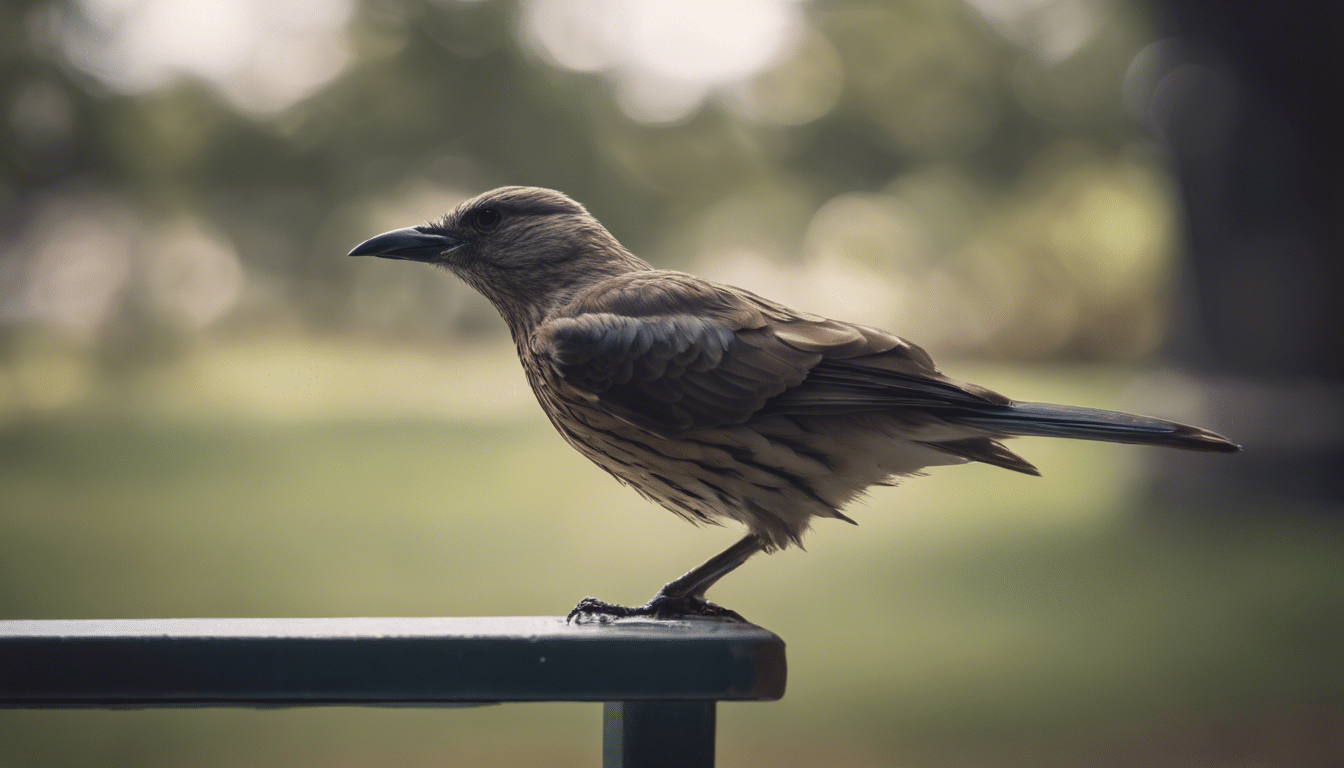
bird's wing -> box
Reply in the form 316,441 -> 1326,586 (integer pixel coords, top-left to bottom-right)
532,271 -> 1008,435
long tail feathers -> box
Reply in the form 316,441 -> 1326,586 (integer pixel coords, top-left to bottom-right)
943,401 -> 1241,454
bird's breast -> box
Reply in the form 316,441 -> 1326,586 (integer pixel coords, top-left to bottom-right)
516,356 -> 869,549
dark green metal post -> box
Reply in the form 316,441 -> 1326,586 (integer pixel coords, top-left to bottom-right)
604,700 -> 716,768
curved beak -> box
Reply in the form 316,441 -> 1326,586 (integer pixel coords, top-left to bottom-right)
348,227 -> 465,262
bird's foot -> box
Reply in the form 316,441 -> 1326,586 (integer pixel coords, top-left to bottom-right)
566,591 -> 747,623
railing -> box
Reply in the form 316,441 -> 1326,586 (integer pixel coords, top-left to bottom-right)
0,616 -> 786,768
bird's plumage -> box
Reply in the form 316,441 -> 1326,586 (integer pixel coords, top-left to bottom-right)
536,271 -> 1018,435
351,186 -> 1240,556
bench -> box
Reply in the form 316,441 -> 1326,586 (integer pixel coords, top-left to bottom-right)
0,616 -> 787,767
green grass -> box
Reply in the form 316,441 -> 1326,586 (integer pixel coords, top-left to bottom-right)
0,339 -> 1338,767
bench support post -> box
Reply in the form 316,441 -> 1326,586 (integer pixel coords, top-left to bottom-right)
603,700 -> 716,768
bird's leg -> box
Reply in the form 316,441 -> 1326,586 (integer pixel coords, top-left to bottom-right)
567,534 -> 766,623
656,533 -> 765,600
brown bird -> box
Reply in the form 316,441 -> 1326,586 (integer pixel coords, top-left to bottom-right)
349,186 -> 1239,621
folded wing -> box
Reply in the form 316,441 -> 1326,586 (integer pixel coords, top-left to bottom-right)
532,271 -> 1008,435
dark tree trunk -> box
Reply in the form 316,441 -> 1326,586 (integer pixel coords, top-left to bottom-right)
1141,1 -> 1344,511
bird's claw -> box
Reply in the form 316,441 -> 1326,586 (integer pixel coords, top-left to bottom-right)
566,592 -> 747,623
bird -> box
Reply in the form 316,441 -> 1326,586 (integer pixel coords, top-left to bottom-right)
349,186 -> 1240,622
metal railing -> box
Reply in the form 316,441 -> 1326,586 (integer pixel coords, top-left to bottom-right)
0,616 -> 786,768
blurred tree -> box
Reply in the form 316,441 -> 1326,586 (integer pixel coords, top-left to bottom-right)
2,0 -> 1188,366
1140,0 -> 1344,513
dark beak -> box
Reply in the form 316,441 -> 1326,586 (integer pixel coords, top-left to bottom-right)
348,227 -> 465,262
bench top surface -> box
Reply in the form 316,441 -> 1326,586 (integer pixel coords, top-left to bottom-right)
0,616 -> 786,707
0,615 -> 768,640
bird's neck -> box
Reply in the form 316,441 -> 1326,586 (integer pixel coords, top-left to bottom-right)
491,244 -> 654,342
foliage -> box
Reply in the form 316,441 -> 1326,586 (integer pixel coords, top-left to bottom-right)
4,0 -> 1178,366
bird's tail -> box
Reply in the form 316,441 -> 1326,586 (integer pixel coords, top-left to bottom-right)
943,401 -> 1241,453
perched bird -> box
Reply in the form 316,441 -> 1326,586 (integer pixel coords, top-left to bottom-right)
350,186 -> 1239,621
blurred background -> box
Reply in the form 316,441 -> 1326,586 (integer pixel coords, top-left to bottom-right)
1,0 -> 1339,765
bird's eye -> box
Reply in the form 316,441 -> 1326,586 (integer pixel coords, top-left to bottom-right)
472,208 -> 502,231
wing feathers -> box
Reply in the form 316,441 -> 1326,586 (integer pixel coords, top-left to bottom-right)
773,322 -> 865,353
536,271 -> 1012,436
531,271 -> 1235,486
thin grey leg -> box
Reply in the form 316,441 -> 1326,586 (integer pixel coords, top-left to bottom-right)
603,701 -> 716,768
658,534 -> 764,600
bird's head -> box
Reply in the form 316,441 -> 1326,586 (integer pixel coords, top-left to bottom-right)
349,186 -> 650,331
